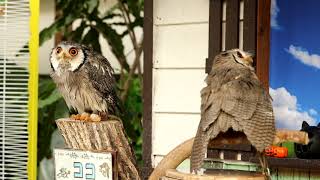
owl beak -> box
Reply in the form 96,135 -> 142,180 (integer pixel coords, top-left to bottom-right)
246,50 -> 255,58
244,56 -> 253,63
243,52 -> 254,65
60,52 -> 71,61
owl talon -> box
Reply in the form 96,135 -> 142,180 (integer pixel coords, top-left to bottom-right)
70,114 -> 81,120
71,113 -> 95,121
80,112 -> 91,121
98,112 -> 108,121
90,114 -> 101,122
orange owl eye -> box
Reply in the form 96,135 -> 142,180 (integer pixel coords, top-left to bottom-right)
69,47 -> 78,57
56,47 -> 62,54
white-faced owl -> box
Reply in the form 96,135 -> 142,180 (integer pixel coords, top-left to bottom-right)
191,49 -> 275,172
50,41 -> 119,120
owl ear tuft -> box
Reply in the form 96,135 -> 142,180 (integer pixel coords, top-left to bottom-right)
236,51 -> 243,58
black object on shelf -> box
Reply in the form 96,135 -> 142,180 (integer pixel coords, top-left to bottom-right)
294,121 -> 320,159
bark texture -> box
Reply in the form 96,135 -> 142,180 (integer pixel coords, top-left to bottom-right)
56,117 -> 140,180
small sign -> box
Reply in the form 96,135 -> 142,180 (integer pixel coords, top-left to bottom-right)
54,149 -> 114,180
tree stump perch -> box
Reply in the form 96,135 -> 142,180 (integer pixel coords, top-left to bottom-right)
56,117 -> 141,180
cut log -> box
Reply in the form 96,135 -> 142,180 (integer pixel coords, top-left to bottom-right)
56,117 -> 140,180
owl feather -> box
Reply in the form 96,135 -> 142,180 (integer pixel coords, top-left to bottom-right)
50,41 -> 121,117
191,49 -> 275,174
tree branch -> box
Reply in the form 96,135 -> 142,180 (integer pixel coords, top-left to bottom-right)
120,39 -> 143,102
88,23 -> 130,72
118,1 -> 138,52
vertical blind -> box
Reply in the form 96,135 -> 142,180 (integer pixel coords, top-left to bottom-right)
0,0 -> 38,179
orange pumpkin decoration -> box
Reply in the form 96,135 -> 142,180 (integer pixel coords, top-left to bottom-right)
265,146 -> 288,158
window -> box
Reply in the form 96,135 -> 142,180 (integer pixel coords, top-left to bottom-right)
206,0 -> 269,90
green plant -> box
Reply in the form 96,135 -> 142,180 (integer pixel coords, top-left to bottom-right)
38,0 -> 144,165
118,74 -> 143,165
38,76 -> 69,162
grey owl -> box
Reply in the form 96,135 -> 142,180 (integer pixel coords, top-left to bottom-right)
50,41 -> 119,119
191,49 -> 275,173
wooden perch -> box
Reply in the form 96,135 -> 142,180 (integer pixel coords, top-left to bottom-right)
149,137 -> 194,180
56,117 -> 140,180
208,129 -> 309,148
149,129 -> 309,180
161,169 -> 265,180
273,129 -> 309,145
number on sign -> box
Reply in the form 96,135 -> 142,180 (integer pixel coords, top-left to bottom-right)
73,162 -> 96,179
85,163 -> 95,179
74,162 -> 83,178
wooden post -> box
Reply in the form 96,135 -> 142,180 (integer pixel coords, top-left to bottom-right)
56,117 -> 141,180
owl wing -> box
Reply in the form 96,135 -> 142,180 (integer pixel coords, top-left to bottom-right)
220,71 -> 259,120
191,72 -> 223,172
86,52 -> 120,114
191,68 -> 275,172
219,70 -> 275,152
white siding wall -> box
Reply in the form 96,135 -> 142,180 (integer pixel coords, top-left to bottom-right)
152,0 -> 209,167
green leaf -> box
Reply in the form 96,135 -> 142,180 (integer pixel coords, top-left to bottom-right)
38,89 -> 63,109
85,0 -> 98,14
69,21 -> 87,41
93,18 -> 124,57
118,17 -> 143,38
82,27 -> 102,53
40,13 -> 79,46
102,13 -> 122,20
54,100 -> 69,119
100,2 -> 120,18
110,22 -> 127,26
132,16 -> 143,27
93,19 -> 129,70
125,0 -> 144,18
39,78 -> 57,99
61,0 -> 86,15
56,0 -> 71,10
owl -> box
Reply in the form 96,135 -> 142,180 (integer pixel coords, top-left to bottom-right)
191,49 -> 275,173
50,41 -> 119,121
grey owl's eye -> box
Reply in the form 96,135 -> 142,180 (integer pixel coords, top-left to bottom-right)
236,51 -> 243,58
56,47 -> 62,54
69,47 -> 78,57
